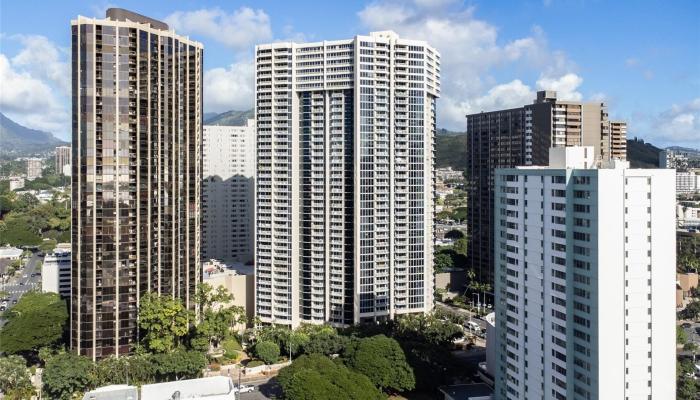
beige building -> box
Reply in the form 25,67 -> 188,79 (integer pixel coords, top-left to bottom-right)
203,260 -> 255,330
26,158 -> 42,180
202,121 -> 255,264
71,8 -> 203,360
55,146 -> 71,176
677,272 -> 699,308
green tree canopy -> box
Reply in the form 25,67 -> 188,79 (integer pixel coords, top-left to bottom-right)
255,340 -> 281,365
434,250 -> 455,273
137,292 -> 191,353
43,352 -> 96,400
344,335 -> 415,393
0,291 -> 68,356
0,355 -> 34,399
278,354 -> 383,400
193,283 -> 246,349
444,229 -> 466,240
150,349 -> 206,381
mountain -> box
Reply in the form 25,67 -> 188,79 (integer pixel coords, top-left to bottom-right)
435,132 -> 468,169
0,112 -> 67,154
626,138 -> 661,168
204,110 -> 254,126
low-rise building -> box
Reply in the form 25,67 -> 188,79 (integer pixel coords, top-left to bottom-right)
43,245 -> 71,299
203,259 -> 254,330
83,376 -> 237,400
439,383 -> 493,400
0,246 -> 23,260
677,171 -> 700,194
677,272 -> 699,308
9,177 -> 24,191
678,203 -> 700,229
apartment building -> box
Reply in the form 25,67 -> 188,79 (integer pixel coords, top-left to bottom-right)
202,121 -> 256,264
26,158 -> 42,180
676,171 -> 700,194
71,8 -> 203,359
466,91 -> 627,284
493,147 -> 675,400
43,244 -> 72,299
255,31 -> 440,327
55,145 -> 71,176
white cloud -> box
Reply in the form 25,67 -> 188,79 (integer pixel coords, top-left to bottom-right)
651,99 -> 700,145
625,57 -> 639,67
357,1 -> 581,129
11,35 -> 70,94
536,73 -> 583,101
165,7 -> 272,50
204,61 -> 255,113
0,41 -> 69,138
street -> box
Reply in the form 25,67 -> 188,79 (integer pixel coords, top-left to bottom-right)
435,301 -> 489,332
0,253 -> 42,327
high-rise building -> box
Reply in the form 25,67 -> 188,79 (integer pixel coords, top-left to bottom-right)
71,8 -> 203,359
493,147 -> 675,400
202,120 -> 255,264
255,31 -> 440,327
466,91 -> 627,284
55,146 -> 71,176
26,158 -> 42,180
608,120 -> 627,160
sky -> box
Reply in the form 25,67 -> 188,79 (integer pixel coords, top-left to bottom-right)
0,0 -> 698,148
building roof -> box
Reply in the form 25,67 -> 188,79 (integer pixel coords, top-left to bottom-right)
439,383 -> 493,400
0,246 -> 23,259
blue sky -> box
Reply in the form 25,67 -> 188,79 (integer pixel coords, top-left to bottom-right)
1,0 -> 698,148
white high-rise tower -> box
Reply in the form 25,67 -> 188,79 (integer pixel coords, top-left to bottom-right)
493,147 -> 675,399
255,31 -> 440,327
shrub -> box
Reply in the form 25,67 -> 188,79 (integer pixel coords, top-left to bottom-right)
255,340 -> 280,365
246,360 -> 265,368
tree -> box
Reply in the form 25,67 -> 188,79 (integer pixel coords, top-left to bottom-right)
278,354 -> 383,400
344,335 -> 415,393
0,355 -> 34,399
138,292 -> 191,353
434,250 -> 455,273
193,283 -> 246,349
682,301 -> 700,320
43,352 -> 96,400
255,340 -> 280,365
453,237 -> 468,256
0,291 -> 68,357
150,349 -> 206,381
95,355 -> 155,387
395,313 -> 463,346
678,326 -> 689,345
444,229 -> 465,240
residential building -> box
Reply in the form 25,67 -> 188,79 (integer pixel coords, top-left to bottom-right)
659,149 -> 688,169
493,147 -> 675,399
43,245 -> 71,298
55,145 -> 71,176
203,259 -> 254,330
26,158 -> 42,180
202,120 -> 255,264
71,8 -> 203,359
255,31 -> 440,327
9,177 -> 24,191
677,170 -> 700,194
678,203 -> 700,229
466,91 -> 627,284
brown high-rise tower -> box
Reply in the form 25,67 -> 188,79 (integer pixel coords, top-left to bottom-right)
71,9 -> 203,360
465,91 -> 627,285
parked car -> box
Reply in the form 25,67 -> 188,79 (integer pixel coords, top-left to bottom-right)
237,385 -> 255,393
682,323 -> 692,328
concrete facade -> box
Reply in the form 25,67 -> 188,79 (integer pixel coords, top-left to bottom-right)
255,31 -> 440,327
202,121 -> 255,264
494,147 -> 675,400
